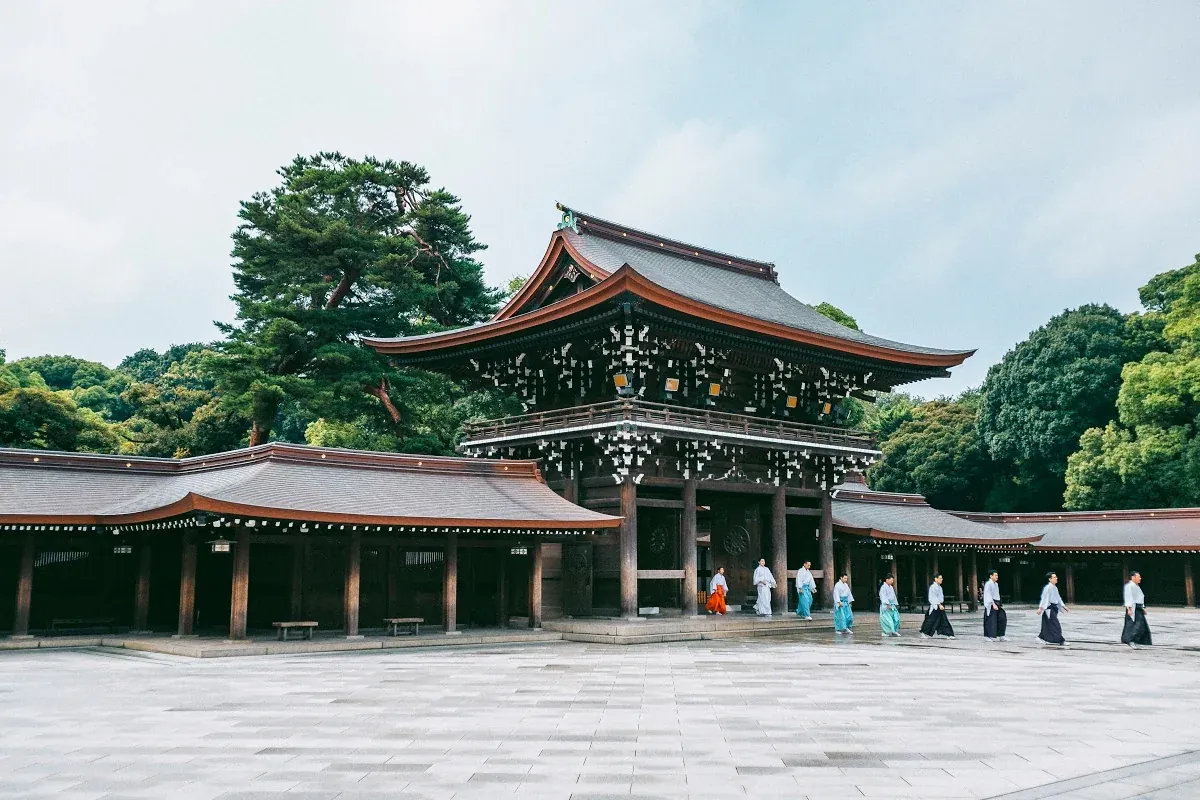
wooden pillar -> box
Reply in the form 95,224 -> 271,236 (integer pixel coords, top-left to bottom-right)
497,548 -> 509,627
562,473 -> 579,504
11,531 -> 35,638
819,491 -> 835,608
528,541 -> 543,629
344,528 -> 361,638
133,535 -> 152,632
908,553 -> 917,605
968,551 -> 980,612
681,478 -> 698,615
289,534 -> 305,619
1121,556 -> 1130,586
1064,562 -> 1076,604
840,545 -> 853,590
1184,559 -> 1196,608
870,551 -> 878,598
924,554 -> 932,587
770,485 -> 787,614
176,530 -> 197,637
956,554 -> 965,607
1012,563 -> 1023,602
228,527 -> 251,641
890,554 -> 899,597
932,554 -> 940,578
619,476 -> 638,618
387,545 -> 401,617
443,532 -> 458,634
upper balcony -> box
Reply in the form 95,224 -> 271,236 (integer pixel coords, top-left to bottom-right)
461,399 -> 880,459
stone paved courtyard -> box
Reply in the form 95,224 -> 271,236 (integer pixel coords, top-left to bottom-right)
3,608 -> 1200,800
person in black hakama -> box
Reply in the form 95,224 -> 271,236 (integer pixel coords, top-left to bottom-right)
982,569 -> 1007,642
1036,572 -> 1069,646
1121,571 -> 1152,649
919,573 -> 955,639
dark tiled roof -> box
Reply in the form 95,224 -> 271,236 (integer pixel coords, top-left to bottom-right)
563,226 -> 967,358
832,478 -> 1038,546
0,445 -> 619,529
956,509 -> 1200,551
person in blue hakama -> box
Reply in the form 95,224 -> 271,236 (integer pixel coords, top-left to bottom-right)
878,575 -> 901,637
833,574 -> 854,634
795,560 -> 816,620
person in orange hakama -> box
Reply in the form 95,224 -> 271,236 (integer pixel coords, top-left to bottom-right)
706,567 -> 729,615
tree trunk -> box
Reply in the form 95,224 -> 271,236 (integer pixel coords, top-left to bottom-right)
249,419 -> 270,447
364,378 -> 402,424
325,269 -> 359,310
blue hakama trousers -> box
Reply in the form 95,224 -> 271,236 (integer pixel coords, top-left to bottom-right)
796,586 -> 813,618
879,606 -> 900,635
834,604 -> 854,632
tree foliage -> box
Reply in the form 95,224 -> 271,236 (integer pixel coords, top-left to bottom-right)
977,304 -> 1160,510
814,301 -> 860,331
207,153 -> 501,445
1065,254 -> 1200,509
868,391 -> 996,511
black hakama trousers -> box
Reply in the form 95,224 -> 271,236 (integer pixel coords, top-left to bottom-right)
983,602 -> 1007,638
1121,604 -> 1152,646
920,608 -> 955,637
1038,604 -> 1066,645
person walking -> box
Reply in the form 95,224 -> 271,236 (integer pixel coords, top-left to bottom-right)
833,574 -> 854,635
1121,570 -> 1152,649
1036,572 -> 1069,646
795,560 -> 816,620
878,575 -> 901,637
753,558 -> 776,616
706,567 -> 728,615
919,574 -> 955,639
982,569 -> 1007,642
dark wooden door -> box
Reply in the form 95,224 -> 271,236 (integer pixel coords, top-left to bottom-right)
562,542 -> 593,617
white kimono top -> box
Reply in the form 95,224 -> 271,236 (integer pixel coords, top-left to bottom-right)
878,583 -> 898,608
753,565 -> 777,589
709,573 -> 728,594
1124,581 -> 1145,609
1039,583 -> 1064,615
982,580 -> 1001,613
833,581 -> 854,607
927,582 -> 944,610
796,567 -> 817,593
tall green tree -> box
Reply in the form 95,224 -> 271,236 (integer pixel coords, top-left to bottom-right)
208,153 -> 501,445
1065,254 -> 1200,509
977,304 -> 1161,511
868,391 -> 996,510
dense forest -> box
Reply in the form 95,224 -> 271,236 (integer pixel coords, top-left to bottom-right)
3,153 -> 1199,514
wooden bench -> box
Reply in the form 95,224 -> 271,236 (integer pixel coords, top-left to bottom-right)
384,617 -> 423,636
273,621 -> 318,641
51,618 -> 115,633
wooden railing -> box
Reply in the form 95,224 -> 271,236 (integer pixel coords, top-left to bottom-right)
462,399 -> 878,451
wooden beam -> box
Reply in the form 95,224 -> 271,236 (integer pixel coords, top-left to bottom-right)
1185,560 -> 1196,609
444,532 -> 458,634
228,527 -> 251,641
681,479 -> 698,616
11,530 -> 34,638
771,485 -> 787,614
968,551 -> 979,612
344,528 -> 361,638
637,569 -> 685,579
176,530 -> 197,637
133,535 -> 152,632
785,507 -> 823,517
1065,562 -> 1076,605
619,476 -> 638,619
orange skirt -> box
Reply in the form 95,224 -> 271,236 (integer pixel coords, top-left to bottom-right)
706,586 -> 727,614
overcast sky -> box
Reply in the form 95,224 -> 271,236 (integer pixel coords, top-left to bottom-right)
2,2 -> 1198,397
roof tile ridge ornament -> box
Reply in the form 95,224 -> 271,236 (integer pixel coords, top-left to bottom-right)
556,202 -> 779,282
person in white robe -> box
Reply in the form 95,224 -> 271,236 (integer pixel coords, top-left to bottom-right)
795,561 -> 816,620
878,576 -> 900,637
1036,572 -> 1069,646
753,558 -> 776,616
982,570 -> 1006,641
1121,571 -> 1152,648
919,574 -> 955,638
833,575 -> 854,633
